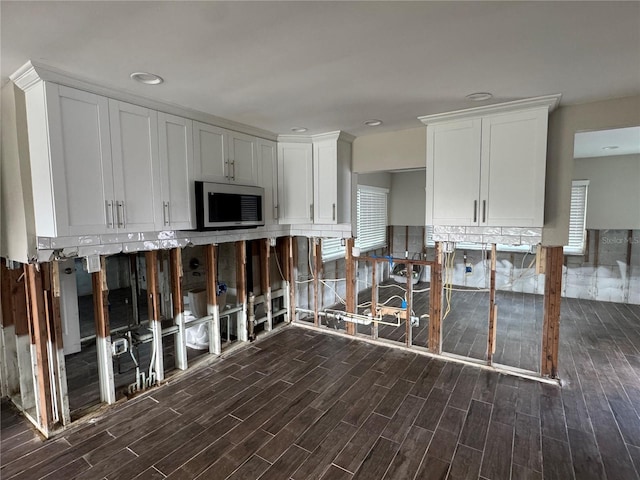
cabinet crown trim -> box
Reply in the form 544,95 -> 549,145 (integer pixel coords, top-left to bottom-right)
9,60 -> 278,141
277,130 -> 355,144
418,94 -> 562,125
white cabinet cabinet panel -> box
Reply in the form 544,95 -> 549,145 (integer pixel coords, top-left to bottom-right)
109,100 -> 161,233
229,131 -> 259,186
480,109 -> 548,227
158,113 -> 195,230
194,122 -> 228,183
313,140 -> 338,224
426,119 -> 482,226
277,143 -> 313,224
30,84 -> 113,237
258,139 -> 278,224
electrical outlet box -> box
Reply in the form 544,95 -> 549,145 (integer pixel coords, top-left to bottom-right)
84,255 -> 101,273
112,337 -> 128,356
465,263 -> 473,275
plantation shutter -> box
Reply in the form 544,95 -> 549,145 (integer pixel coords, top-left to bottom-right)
357,186 -> 388,252
565,180 -> 589,254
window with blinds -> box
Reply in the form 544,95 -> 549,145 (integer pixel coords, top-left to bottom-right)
565,180 -> 589,255
356,186 -> 388,252
320,185 -> 389,261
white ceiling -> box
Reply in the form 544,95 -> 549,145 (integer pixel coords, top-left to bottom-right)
574,126 -> 640,158
2,1 -> 639,137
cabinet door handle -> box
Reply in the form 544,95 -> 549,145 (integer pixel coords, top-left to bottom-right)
116,201 -> 126,229
310,204 -> 314,221
274,204 -> 278,220
473,200 -> 477,223
482,200 -> 486,223
163,201 -> 170,227
230,160 -> 235,181
106,201 -> 114,228
332,203 -> 336,221
225,159 -> 229,180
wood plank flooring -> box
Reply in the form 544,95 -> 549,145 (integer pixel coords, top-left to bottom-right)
2,296 -> 639,480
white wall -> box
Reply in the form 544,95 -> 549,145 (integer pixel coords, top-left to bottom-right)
1,83 -> 36,262
357,172 -> 391,190
573,154 -> 640,230
352,127 -> 425,173
544,95 -> 640,246
389,171 -> 426,226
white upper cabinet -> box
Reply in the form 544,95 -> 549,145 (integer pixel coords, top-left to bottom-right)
40,84 -> 114,237
277,132 -> 353,225
109,100 -> 161,233
257,139 -> 278,224
277,142 -> 314,224
194,122 -> 259,186
421,95 -> 560,228
158,113 -> 195,230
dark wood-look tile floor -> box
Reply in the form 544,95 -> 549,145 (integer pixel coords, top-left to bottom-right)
2,297 -> 639,479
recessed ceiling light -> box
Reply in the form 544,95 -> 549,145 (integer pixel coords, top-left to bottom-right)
364,119 -> 383,127
291,127 -> 308,133
130,72 -> 164,85
602,145 -> 619,150
465,92 -> 493,101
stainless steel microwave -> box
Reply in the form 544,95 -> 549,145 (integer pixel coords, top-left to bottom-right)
195,181 -> 265,231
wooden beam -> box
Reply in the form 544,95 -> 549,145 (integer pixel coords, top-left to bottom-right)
345,238 -> 356,335
584,229 -> 590,262
313,239 -> 321,326
204,244 -> 222,353
236,241 -> 248,341
1,261 -> 15,328
145,251 -> 163,382
25,264 -> 54,431
593,230 -> 600,268
405,262 -> 413,347
169,248 -> 187,369
260,238 -> 273,331
287,237 -> 296,323
405,226 -> 409,255
92,257 -> 115,403
47,262 -> 70,426
541,246 -> 563,378
428,243 -> 443,353
387,226 -> 393,257
487,244 -> 497,364
371,261 -> 378,340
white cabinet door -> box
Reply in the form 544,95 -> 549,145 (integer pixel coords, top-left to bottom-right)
194,122 -> 229,183
229,132 -> 259,185
313,140 -> 338,224
427,119 -> 482,226
480,109 -> 548,227
158,113 -> 195,230
45,84 -> 114,236
277,143 -> 313,224
258,139 -> 278,224
109,100 -> 161,232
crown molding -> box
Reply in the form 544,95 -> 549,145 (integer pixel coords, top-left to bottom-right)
418,94 -> 562,125
277,130 -> 356,144
9,60 -> 278,141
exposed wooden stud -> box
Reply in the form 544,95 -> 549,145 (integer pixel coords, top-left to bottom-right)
487,244 -> 497,364
1,262 -> 15,329
145,251 -> 164,382
541,246 -> 563,378
345,238 -> 356,335
48,262 -> 70,425
387,225 -> 394,256
584,229 -> 591,262
24,264 -> 54,431
313,239 -> 321,326
287,237 -> 296,323
91,257 -> 115,404
593,230 -> 600,268
371,261 -> 378,340
236,241 -> 248,341
170,248 -> 188,369
405,226 -> 409,256
405,262 -> 413,347
535,244 -> 546,275
129,255 -> 140,325
625,230 -> 633,303
204,244 -> 221,354
428,243 -> 443,353
260,238 -> 273,331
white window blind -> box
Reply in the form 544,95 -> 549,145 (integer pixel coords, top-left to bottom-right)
321,237 -> 345,262
357,186 -> 388,252
565,180 -> 589,255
